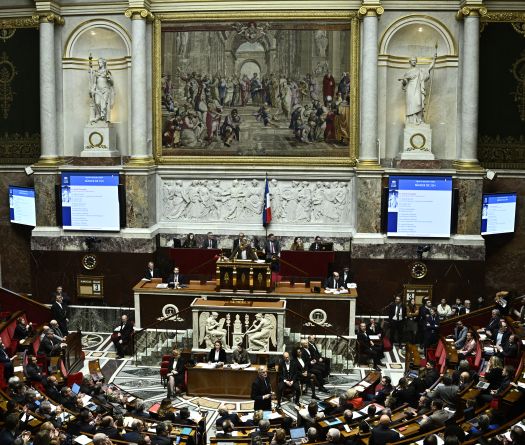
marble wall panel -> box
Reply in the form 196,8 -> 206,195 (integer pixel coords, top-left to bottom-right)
456,177 -> 483,235
356,175 -> 382,233
33,172 -> 57,227
125,172 -> 156,229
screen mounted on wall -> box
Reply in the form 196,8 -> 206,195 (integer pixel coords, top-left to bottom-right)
9,186 -> 36,227
387,176 -> 453,238
61,172 -> 120,231
481,193 -> 517,236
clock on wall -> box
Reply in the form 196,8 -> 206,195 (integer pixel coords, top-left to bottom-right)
410,261 -> 428,279
81,254 -> 98,270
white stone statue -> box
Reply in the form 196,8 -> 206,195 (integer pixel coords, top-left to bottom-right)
199,311 -> 228,348
244,313 -> 276,352
88,55 -> 115,123
398,53 -> 437,125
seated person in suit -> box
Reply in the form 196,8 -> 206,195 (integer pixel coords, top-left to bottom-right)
13,317 -> 32,340
38,329 -> 64,357
0,339 -> 14,381
366,318 -> 383,338
290,236 -> 304,251
357,323 -> 384,370
208,340 -> 227,363
166,266 -> 186,288
215,405 -> 240,428
496,333 -> 520,358
232,344 -> 251,365
230,239 -> 258,261
144,261 -> 160,280
419,400 -> 450,433
324,271 -> 344,290
167,348 -> 185,398
309,236 -> 323,251
369,415 -> 400,445
276,352 -> 300,407
182,232 -> 197,248
25,355 -> 44,382
477,309 -> 501,339
202,232 -> 218,249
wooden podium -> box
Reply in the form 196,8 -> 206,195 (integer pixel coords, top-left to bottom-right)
216,260 -> 271,292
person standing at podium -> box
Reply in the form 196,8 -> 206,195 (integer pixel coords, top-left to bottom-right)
232,232 -> 245,251
251,367 -> 274,411
230,239 -> 258,261
202,232 -> 218,249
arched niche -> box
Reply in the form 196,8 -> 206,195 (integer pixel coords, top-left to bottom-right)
64,19 -> 131,60
380,15 -> 456,58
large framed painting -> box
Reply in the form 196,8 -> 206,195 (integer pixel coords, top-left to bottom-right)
153,12 -> 359,165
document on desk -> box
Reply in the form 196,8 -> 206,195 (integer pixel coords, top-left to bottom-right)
74,436 -> 93,445
239,412 -> 254,423
156,283 -> 169,289
199,363 -> 217,369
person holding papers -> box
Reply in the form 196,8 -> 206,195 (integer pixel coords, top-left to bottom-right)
324,271 -> 344,291
111,314 -> 134,359
230,238 -> 258,261
208,340 -> 227,363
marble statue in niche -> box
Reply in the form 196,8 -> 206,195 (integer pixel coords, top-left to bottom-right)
161,178 -> 352,224
89,56 -> 115,123
398,54 -> 437,125
244,313 -> 276,352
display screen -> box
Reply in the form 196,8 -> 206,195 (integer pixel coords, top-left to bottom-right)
387,176 -> 453,238
481,193 -> 517,236
9,186 -> 36,227
61,172 -> 120,231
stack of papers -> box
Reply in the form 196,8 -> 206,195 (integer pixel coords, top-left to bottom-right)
239,413 -> 254,423
156,283 -> 169,289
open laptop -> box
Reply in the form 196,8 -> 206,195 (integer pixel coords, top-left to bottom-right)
71,383 -> 81,395
290,427 -> 306,444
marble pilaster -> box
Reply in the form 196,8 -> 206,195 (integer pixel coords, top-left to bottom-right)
32,171 -> 58,227
126,8 -> 154,165
38,18 -> 60,164
457,4 -> 486,169
124,169 -> 157,228
358,3 -> 383,167
355,173 -> 382,233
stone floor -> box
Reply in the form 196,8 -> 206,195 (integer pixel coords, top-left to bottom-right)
80,332 -> 407,438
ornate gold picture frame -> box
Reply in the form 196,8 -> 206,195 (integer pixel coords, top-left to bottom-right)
153,11 -> 359,165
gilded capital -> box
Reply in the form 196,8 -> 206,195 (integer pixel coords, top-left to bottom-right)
358,5 -> 384,18
125,8 -> 154,21
36,13 -> 65,25
456,5 -> 488,20
0,16 -> 40,29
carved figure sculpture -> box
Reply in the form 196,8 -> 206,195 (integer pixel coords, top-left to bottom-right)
89,56 -> 115,123
199,311 -> 228,348
245,313 -> 276,351
398,54 -> 437,125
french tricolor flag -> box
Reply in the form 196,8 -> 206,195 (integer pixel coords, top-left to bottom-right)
263,177 -> 272,227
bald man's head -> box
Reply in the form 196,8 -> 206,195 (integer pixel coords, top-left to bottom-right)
379,415 -> 390,426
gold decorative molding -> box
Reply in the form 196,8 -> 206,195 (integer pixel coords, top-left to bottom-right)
125,8 -> 154,21
0,52 -> 17,120
356,159 -> 382,169
0,16 -> 40,29
481,11 -> 525,23
358,5 -> 384,18
479,135 -> 525,169
456,6 -> 488,20
35,156 -> 63,166
126,156 -> 156,167
453,159 -> 483,171
152,10 -> 359,167
37,13 -> 65,26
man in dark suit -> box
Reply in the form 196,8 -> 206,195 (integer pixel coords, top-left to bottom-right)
151,421 -> 172,445
477,309 -> 501,339
112,314 -> 134,359
498,334 -> 520,358
166,266 -> 186,287
51,294 -> 69,335
324,271 -> 343,290
300,339 -> 326,392
369,415 -> 400,445
38,330 -> 63,357
307,335 -> 330,378
250,419 -> 274,444
424,307 -> 440,349
251,366 -> 273,411
202,232 -> 218,249
51,285 -> 71,305
264,233 -> 281,260
388,295 -> 405,348
167,348 -> 185,398
458,299 -> 472,315
144,261 -> 161,280
230,240 -> 258,261
232,232 -> 245,251
309,236 -> 322,251
494,322 -> 511,349
451,320 -> 468,349
25,355 -> 43,382
44,375 -> 61,401
277,352 -> 300,406
341,267 -> 354,287
215,407 -> 240,428
366,318 -> 383,338
0,413 -> 20,445
357,323 -> 384,370
0,339 -> 14,381
49,320 -> 66,341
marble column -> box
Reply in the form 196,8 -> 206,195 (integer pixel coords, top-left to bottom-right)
457,5 -> 486,169
126,9 -> 154,164
358,5 -> 383,168
39,16 -> 60,164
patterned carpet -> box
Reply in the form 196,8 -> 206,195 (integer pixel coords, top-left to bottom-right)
79,332 -> 408,437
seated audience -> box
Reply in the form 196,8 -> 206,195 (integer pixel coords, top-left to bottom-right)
437,298 -> 452,320
38,329 -> 64,357
428,375 -> 459,409
25,355 -> 43,382
0,339 -> 14,381
450,320 -> 468,349
419,400 -> 450,433
369,414 -> 400,445
457,331 -> 476,360
357,322 -> 384,370
477,309 -> 501,339
13,317 -> 32,340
